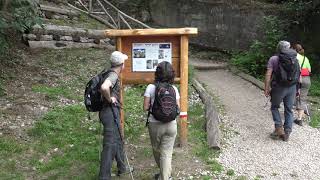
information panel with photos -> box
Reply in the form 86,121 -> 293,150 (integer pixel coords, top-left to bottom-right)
132,43 -> 172,72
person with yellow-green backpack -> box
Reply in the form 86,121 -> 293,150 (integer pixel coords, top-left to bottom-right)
293,43 -> 311,126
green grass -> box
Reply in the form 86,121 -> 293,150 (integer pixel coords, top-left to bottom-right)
123,85 -> 147,141
188,102 -> 223,174
32,84 -> 79,101
0,137 -> 27,179
309,75 -> 320,96
43,13 -> 107,30
27,104 -> 101,178
308,75 -> 320,128
0,79 -> 5,97
227,169 -> 235,176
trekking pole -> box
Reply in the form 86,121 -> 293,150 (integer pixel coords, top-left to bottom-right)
305,104 -> 311,123
110,103 -> 134,180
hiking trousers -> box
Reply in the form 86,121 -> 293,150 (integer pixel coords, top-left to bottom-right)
271,84 -> 296,133
148,121 -> 177,180
99,105 -> 126,180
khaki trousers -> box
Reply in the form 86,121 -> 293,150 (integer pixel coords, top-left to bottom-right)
148,121 -> 177,180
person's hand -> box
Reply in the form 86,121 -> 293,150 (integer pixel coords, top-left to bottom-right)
264,89 -> 270,97
110,97 -> 118,104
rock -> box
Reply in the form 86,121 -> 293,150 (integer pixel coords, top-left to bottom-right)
40,35 -> 53,41
60,36 -> 73,41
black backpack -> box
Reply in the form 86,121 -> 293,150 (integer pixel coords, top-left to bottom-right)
84,70 -> 116,112
274,49 -> 300,87
151,82 -> 179,123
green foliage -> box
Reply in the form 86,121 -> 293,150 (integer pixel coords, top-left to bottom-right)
227,169 -> 235,176
231,16 -> 286,79
0,0 -> 41,53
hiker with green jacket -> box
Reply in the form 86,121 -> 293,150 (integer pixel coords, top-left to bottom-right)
293,43 -> 312,126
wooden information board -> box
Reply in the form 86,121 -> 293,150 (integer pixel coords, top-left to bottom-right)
105,28 -> 197,146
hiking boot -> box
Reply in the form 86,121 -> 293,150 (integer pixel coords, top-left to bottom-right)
294,119 -> 303,126
270,127 -> 285,140
117,166 -> 134,176
283,133 -> 290,142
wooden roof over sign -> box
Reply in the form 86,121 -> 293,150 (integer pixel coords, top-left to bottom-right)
104,28 -> 198,37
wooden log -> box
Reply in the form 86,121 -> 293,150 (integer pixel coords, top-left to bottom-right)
101,0 -> 152,29
104,28 -> 198,37
67,3 -> 117,29
96,0 -> 118,28
40,4 -> 79,17
192,78 -> 221,149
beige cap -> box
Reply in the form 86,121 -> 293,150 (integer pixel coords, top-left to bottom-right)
110,51 -> 128,67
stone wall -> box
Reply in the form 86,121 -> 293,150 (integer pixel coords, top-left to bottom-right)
149,0 -> 277,51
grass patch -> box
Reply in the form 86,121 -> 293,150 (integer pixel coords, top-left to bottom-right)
189,101 -> 223,174
26,104 -> 101,178
309,75 -> 320,96
0,79 -> 5,97
0,137 -> 27,179
43,13 -> 106,30
32,84 -> 79,101
309,105 -> 320,128
227,169 -> 235,176
123,85 -> 147,141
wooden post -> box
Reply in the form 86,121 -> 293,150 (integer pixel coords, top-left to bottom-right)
116,37 -> 125,136
179,35 -> 189,146
89,0 -> 93,13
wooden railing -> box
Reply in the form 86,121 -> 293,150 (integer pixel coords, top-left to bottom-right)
67,0 -> 152,29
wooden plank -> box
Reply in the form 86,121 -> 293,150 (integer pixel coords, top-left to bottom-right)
121,36 -> 180,58
104,28 -> 198,37
179,35 -> 189,147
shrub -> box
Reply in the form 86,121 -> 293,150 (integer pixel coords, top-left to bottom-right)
231,16 -> 286,79
0,0 -> 41,54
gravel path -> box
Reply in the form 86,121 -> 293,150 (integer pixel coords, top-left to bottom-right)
196,69 -> 320,180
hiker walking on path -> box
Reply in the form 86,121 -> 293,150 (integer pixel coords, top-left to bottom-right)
292,43 -> 312,126
99,51 -> 131,180
143,61 -> 180,180
264,41 -> 300,142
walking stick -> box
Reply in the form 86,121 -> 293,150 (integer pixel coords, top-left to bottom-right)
110,103 -> 134,180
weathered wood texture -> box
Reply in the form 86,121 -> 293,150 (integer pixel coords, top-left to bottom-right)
40,4 -> 80,17
179,35 -> 189,146
104,28 -> 198,37
192,78 -> 221,149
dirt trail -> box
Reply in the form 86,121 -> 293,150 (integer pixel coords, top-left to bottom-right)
196,69 -> 320,180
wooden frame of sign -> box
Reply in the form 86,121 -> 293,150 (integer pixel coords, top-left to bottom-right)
105,28 -> 197,146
